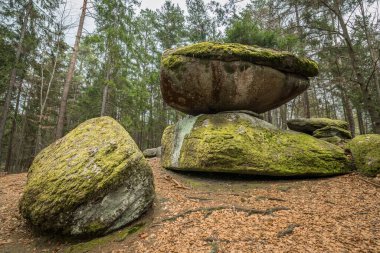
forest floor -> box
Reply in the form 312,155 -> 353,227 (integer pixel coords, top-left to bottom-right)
0,158 -> 379,253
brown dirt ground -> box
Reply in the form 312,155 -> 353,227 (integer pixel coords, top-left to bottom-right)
0,158 -> 379,253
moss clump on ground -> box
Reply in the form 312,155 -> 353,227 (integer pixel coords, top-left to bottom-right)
161,42 -> 318,77
346,134 -> 380,177
161,112 -> 350,177
19,116 -> 153,235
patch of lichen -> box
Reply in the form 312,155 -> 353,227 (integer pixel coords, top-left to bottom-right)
162,42 -> 318,77
162,113 -> 350,176
346,134 -> 380,177
313,126 -> 352,139
19,116 -> 149,233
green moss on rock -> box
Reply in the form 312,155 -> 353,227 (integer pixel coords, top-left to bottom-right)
161,112 -> 350,177
313,126 -> 352,139
19,116 -> 154,236
161,42 -> 318,77
346,134 -> 380,177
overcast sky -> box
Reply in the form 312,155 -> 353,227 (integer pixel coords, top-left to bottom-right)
64,0 -> 249,45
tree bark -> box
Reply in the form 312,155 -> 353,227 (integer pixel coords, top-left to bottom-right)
56,0 -> 87,139
4,82 -> 22,172
356,107 -> 365,135
101,84 -> 109,116
303,89 -> 311,118
0,0 -> 32,165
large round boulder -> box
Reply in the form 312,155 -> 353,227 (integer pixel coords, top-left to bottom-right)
19,117 -> 155,236
160,42 -> 318,115
346,134 -> 380,176
161,112 -> 350,176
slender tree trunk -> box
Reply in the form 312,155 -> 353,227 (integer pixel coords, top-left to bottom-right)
356,107 -> 365,134
56,0 -> 87,139
326,0 -> 380,133
5,82 -> 22,172
303,90 -> 311,118
340,88 -> 355,137
280,104 -> 287,129
358,0 -> 380,101
0,0 -> 32,165
101,84 -> 109,116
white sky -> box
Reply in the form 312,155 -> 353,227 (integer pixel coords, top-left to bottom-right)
64,0 -> 249,45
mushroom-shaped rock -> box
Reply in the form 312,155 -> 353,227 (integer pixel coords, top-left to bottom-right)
161,112 -> 350,177
19,117 -> 155,236
287,118 -> 349,135
160,42 -> 318,115
346,134 -> 380,177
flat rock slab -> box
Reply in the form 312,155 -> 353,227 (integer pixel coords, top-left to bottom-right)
287,118 -> 349,135
160,42 -> 316,115
19,117 -> 155,236
161,112 -> 351,177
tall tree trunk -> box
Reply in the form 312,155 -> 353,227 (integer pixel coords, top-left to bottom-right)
101,84 -> 109,116
280,104 -> 287,129
303,90 -> 311,118
56,0 -> 87,139
340,88 -> 355,137
0,0 -> 32,164
358,0 -> 380,101
5,82 -> 22,172
324,0 -> 380,133
356,107 -> 365,135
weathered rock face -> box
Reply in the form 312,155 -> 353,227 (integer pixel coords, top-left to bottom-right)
161,112 -> 350,176
346,134 -> 380,177
19,117 -> 155,236
287,118 -> 349,135
160,42 -> 317,115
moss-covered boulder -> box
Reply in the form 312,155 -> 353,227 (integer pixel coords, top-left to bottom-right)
346,134 -> 380,177
161,112 -> 350,176
287,118 -> 349,135
161,42 -> 316,115
19,117 -> 155,236
313,126 -> 352,139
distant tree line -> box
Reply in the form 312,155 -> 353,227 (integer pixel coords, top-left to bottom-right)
0,0 -> 379,172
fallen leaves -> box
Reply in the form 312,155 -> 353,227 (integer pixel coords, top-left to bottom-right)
0,158 -> 379,253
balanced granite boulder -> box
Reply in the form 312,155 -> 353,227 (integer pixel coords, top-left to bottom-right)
346,134 -> 380,176
160,42 -> 318,115
19,117 -> 155,236
161,112 -> 350,176
287,118 -> 349,135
